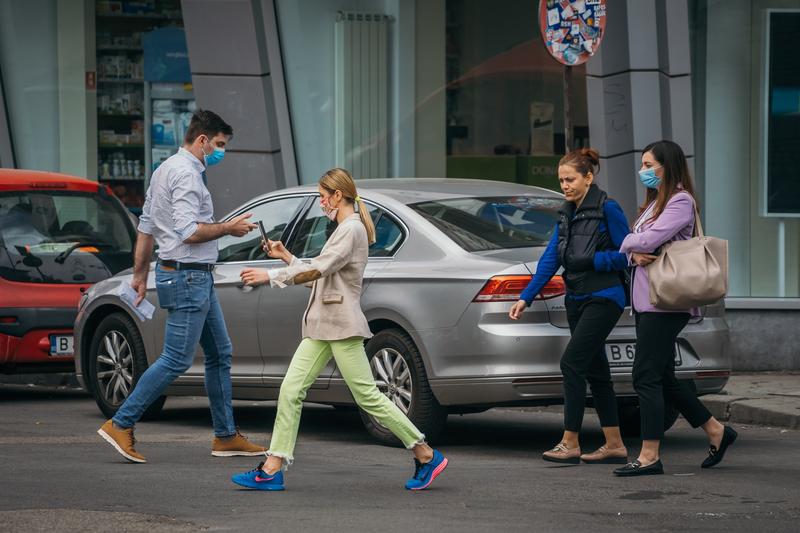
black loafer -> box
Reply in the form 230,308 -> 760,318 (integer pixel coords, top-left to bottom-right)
613,459 -> 664,477
702,425 -> 738,468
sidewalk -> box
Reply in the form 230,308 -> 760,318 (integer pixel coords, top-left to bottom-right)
701,372 -> 800,430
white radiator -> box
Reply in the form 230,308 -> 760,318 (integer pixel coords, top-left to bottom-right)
334,12 -> 389,179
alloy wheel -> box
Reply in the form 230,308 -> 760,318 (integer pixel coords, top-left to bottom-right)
95,330 -> 134,406
370,348 -> 413,414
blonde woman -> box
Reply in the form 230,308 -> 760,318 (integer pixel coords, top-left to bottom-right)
231,168 -> 448,491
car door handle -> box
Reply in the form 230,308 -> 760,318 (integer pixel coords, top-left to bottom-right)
236,283 -> 256,292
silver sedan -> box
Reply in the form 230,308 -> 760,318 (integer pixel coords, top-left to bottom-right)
74,179 -> 731,443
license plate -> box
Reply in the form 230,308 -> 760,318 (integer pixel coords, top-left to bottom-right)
49,335 -> 74,356
605,343 -> 682,368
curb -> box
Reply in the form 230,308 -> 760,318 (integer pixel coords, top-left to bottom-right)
701,394 -> 800,430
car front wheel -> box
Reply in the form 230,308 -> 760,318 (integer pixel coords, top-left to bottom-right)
87,312 -> 165,420
360,329 -> 447,446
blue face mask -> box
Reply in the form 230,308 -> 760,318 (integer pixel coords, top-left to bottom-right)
638,165 -> 662,189
202,140 -> 225,167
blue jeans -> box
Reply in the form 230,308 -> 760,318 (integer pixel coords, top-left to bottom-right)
113,265 -> 237,437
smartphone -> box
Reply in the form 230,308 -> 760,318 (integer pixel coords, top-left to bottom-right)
257,221 -> 271,253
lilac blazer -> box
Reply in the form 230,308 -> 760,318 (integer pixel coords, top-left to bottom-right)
620,191 -> 699,315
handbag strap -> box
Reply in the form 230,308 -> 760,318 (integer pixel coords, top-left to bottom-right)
693,206 -> 705,238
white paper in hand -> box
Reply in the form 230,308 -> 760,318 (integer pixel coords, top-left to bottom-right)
118,283 -> 155,321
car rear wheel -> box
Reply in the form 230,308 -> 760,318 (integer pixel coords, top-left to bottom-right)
87,312 -> 165,420
360,329 -> 447,446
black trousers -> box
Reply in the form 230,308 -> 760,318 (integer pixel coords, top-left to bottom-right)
562,297 -> 622,432
633,312 -> 713,440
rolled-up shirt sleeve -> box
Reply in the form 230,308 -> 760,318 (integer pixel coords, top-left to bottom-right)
170,173 -> 203,242
137,189 -> 154,235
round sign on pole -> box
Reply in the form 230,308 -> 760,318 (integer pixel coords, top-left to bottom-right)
538,0 -> 607,66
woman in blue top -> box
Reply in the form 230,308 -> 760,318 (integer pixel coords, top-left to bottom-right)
509,148 -> 631,465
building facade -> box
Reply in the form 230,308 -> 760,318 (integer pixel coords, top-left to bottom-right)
0,0 -> 798,368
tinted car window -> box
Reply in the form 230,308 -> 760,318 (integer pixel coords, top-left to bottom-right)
408,196 -> 561,251
367,204 -> 404,257
290,199 -> 405,259
216,196 -> 305,263
0,190 -> 134,284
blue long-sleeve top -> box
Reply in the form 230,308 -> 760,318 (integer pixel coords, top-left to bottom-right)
519,199 -> 630,310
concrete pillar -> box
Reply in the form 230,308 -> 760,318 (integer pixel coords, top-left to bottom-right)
0,67 -> 13,168
585,0 -> 694,221
57,0 -> 96,180
181,0 -> 295,215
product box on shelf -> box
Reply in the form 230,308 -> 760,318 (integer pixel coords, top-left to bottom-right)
152,114 -> 177,146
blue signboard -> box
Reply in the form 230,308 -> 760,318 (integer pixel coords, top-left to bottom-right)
143,27 -> 191,83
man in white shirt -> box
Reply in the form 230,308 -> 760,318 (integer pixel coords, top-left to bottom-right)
98,110 -> 266,463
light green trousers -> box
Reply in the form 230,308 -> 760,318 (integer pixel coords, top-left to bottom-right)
267,337 -> 425,467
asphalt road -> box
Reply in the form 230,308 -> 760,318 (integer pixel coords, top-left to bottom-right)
1,385 -> 798,532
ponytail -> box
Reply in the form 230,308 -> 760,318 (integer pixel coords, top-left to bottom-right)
355,196 -> 376,245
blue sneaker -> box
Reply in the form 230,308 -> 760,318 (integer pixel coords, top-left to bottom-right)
405,450 -> 448,490
231,461 -> 285,491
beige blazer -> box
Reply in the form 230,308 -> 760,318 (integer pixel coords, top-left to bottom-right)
268,214 -> 372,341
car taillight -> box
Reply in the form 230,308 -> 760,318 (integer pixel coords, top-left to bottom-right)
538,276 -> 566,300
473,275 -> 565,302
0,316 -> 18,324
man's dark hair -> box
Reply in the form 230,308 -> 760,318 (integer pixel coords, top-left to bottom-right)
184,109 -> 233,144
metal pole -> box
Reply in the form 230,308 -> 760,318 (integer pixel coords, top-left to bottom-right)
778,219 -> 786,297
563,65 -> 573,153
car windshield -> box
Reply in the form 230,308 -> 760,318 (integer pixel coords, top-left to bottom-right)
408,195 -> 561,252
0,190 -> 134,284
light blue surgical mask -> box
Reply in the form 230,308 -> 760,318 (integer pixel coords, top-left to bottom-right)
638,165 -> 662,189
202,140 -> 225,167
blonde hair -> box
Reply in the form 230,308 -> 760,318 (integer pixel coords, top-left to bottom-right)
319,167 -> 376,245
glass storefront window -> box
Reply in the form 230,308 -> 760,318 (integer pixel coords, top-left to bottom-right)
0,1 -> 193,213
691,0 -> 800,298
444,0 -> 589,191
276,0 -> 588,189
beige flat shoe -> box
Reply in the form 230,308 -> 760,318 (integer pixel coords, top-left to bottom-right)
542,442 -> 581,464
580,445 -> 628,464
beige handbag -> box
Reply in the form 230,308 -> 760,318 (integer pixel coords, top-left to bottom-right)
646,210 -> 728,309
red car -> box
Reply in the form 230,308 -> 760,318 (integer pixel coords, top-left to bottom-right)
0,170 -> 136,373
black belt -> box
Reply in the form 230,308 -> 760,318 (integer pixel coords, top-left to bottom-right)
158,259 -> 215,272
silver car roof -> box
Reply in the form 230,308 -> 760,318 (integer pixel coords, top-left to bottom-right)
253,178 -> 562,205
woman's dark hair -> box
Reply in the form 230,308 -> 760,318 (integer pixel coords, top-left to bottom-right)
639,140 -> 697,221
184,109 -> 233,144
559,147 -> 600,178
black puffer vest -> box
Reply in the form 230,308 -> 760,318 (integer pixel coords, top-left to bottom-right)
557,184 -> 622,295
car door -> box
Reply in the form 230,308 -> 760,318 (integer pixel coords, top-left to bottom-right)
173,195 -> 308,386
259,198 -> 336,388
258,198 -> 405,388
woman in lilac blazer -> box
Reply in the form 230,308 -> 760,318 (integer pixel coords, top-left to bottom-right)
614,140 -> 737,477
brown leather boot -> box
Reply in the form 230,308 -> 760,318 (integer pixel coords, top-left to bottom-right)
212,430 -> 267,457
97,419 -> 146,463
580,445 -> 628,464
542,442 -> 581,464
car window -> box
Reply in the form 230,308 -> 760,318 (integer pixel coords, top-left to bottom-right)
289,202 -> 336,259
290,199 -> 405,259
216,196 -> 306,263
367,204 -> 404,257
0,190 -> 134,284
408,195 -> 561,251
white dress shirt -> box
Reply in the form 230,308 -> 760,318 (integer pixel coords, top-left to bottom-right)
137,148 -> 218,264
